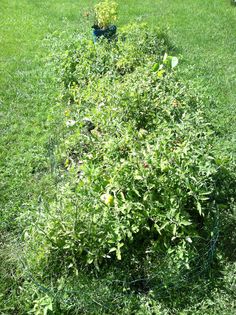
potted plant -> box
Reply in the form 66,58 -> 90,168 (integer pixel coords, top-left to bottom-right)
92,0 -> 118,41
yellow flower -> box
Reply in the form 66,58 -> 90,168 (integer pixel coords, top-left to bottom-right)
100,193 -> 114,206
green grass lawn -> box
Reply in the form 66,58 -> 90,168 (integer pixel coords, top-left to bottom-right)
0,0 -> 92,230
0,0 -> 235,314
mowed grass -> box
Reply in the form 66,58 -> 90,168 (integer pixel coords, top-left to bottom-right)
0,0 -> 235,313
0,0 -> 94,230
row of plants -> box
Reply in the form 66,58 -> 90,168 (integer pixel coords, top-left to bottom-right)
19,14 -> 236,312
12,1 -> 235,313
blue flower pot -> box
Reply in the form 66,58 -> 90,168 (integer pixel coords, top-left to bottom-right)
92,25 -> 117,42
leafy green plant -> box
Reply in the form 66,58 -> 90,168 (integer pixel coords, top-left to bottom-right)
94,0 -> 118,29
152,52 -> 179,77
29,295 -> 53,315
23,25 -> 233,289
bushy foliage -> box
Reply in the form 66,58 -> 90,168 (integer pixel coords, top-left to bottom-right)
25,24 -> 224,278
94,0 -> 118,29
19,25 -> 236,315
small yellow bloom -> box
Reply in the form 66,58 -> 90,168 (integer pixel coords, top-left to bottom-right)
100,193 -> 114,206
64,109 -> 70,117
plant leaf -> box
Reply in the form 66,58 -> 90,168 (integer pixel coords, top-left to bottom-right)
171,56 -> 179,68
